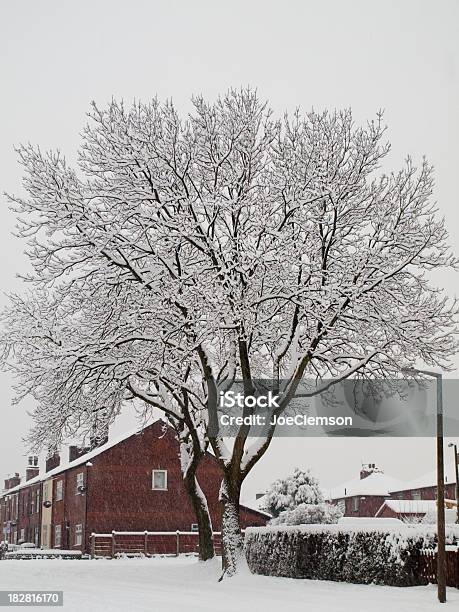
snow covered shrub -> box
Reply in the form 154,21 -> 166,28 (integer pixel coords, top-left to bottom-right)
245,524 -> 459,586
271,502 -> 343,525
262,468 -> 324,517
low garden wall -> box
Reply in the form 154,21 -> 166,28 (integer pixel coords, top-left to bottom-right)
245,524 -> 459,586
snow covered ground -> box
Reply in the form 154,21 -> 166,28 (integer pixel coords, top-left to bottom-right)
1,556 -> 458,612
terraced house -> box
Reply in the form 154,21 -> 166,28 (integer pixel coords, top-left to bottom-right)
0,420 -> 267,552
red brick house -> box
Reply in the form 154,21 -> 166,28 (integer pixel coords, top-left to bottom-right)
375,499 -> 457,522
1,420 -> 267,552
326,464 -> 405,518
390,471 -> 456,504
327,462 -> 458,519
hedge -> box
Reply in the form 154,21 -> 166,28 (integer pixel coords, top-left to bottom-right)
244,524 -> 459,586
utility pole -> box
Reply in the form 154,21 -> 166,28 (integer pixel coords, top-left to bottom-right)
403,368 -> 446,603
435,373 -> 446,604
448,442 -> 459,524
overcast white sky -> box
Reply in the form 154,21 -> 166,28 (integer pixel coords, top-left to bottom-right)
1,0 -> 458,500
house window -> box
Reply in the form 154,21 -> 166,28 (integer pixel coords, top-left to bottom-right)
191,523 -> 199,532
20,528 -> 25,542
54,524 -> 62,548
34,526 -> 40,546
76,472 -> 84,495
352,497 -> 359,512
75,524 -> 83,547
412,490 -> 422,501
35,489 -> 40,513
30,491 -> 35,515
152,470 -> 167,490
55,480 -> 63,501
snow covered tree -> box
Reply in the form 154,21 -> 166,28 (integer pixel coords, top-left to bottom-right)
262,468 -> 324,517
262,468 -> 342,525
271,502 -> 343,525
2,89 -> 458,575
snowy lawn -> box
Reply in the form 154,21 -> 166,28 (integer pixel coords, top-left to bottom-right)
1,556 -> 458,612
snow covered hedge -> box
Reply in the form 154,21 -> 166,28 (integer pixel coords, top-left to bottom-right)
245,524 -> 459,586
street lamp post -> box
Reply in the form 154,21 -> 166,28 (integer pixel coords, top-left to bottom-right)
403,368 -> 446,603
448,442 -> 459,524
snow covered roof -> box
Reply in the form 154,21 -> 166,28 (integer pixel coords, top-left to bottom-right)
240,494 -> 271,517
375,499 -> 456,516
326,471 -> 405,500
1,419 -> 162,498
391,462 -> 459,492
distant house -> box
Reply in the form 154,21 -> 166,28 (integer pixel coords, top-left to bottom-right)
326,462 -> 458,518
0,420 -> 268,552
390,467 -> 457,504
325,464 -> 405,517
375,499 -> 457,522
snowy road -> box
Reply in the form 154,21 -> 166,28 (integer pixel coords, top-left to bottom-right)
1,556 -> 458,612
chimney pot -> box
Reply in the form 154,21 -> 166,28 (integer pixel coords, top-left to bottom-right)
69,445 -> 89,463
45,452 -> 61,473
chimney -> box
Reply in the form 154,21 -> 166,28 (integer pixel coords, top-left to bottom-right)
89,432 -> 109,450
4,473 -> 20,490
25,456 -> 39,481
45,451 -> 61,473
360,463 -> 380,480
69,445 -> 89,463
89,418 -> 109,450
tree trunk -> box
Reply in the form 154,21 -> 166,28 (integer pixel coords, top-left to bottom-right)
184,472 -> 215,561
220,477 -> 246,577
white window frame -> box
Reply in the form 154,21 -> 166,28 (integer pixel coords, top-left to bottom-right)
75,524 -> 83,547
412,489 -> 422,501
152,469 -> 167,490
35,489 -> 40,513
55,480 -> 63,502
54,524 -> 62,548
20,528 -> 25,542
352,496 -> 359,512
76,472 -> 84,495
191,523 -> 199,532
